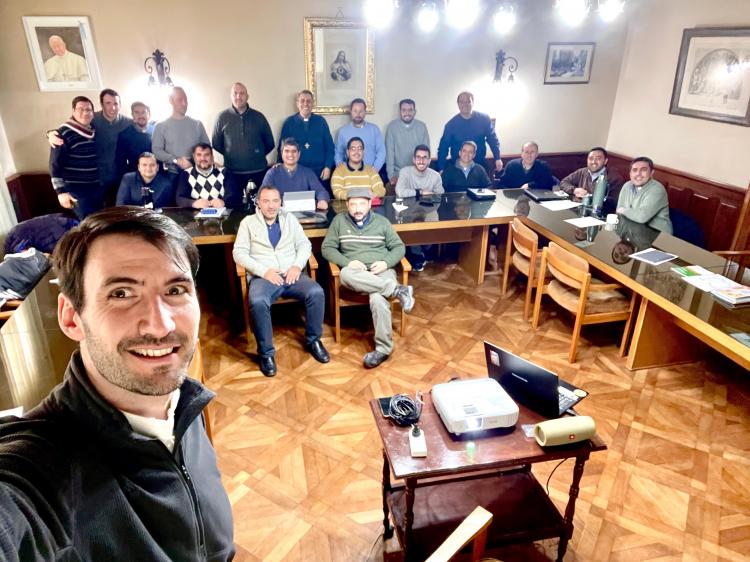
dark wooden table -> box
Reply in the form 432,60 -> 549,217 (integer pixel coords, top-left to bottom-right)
369,394 -> 606,562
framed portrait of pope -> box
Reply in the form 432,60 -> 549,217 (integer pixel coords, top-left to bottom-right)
22,16 -> 102,92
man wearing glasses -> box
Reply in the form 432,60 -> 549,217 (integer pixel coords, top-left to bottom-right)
395,144 -> 444,271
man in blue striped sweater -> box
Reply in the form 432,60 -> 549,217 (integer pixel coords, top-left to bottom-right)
49,96 -> 102,219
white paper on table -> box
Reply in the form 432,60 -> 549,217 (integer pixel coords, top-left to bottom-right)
628,248 -> 678,265
685,274 -> 742,292
564,216 -> 606,227
392,202 -> 408,213
540,200 -> 581,211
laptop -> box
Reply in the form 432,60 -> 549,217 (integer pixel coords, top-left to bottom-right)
283,191 -> 316,213
483,341 -> 588,418
524,189 -> 569,203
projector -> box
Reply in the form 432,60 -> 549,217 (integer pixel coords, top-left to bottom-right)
432,378 -> 519,435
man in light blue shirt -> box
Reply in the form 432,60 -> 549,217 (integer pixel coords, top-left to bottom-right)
334,98 -> 385,172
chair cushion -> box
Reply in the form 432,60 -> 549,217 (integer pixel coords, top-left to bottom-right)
547,279 -> 629,315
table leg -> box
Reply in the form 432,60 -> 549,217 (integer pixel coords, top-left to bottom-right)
382,450 -> 393,539
457,225 -> 489,285
557,453 -> 588,562
627,298 -> 703,369
403,477 -> 416,561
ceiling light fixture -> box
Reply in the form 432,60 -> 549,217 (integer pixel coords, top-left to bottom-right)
364,0 -> 397,29
556,0 -> 590,26
598,0 -> 625,22
492,3 -> 517,35
445,0 -> 481,30
416,0 -> 440,33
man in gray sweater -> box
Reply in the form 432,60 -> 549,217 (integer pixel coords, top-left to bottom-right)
385,99 -> 430,187
232,185 -> 328,376
152,87 -> 209,179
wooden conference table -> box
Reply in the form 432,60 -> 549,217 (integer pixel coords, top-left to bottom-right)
491,189 -> 750,371
370,394 -> 606,562
162,189 -> 749,372
163,193 -> 514,285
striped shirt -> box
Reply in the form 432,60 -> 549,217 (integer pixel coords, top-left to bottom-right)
49,120 -> 99,194
331,162 -> 385,200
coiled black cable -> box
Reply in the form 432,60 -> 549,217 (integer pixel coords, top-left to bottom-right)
388,392 -> 423,426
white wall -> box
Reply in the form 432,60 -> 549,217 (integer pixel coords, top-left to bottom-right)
607,0 -> 750,187
0,0 -> 628,174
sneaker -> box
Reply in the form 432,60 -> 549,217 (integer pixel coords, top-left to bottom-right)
364,350 -> 390,368
394,285 -> 415,313
412,260 -> 426,272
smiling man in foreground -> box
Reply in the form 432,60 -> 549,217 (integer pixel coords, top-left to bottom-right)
0,208 -> 234,561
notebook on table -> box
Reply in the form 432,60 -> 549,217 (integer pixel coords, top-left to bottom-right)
483,341 -> 588,418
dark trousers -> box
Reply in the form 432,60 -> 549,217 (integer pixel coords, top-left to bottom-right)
248,274 -> 325,358
69,186 -> 105,219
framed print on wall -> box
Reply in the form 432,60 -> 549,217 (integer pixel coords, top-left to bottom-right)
544,42 -> 595,84
304,17 -> 374,114
669,27 -> 750,127
22,16 -> 102,92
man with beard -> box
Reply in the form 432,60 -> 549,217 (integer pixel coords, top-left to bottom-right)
385,98 -> 430,187
0,207 -> 234,561
559,146 -> 623,212
322,188 -> 414,368
115,101 -> 156,176
176,143 -> 239,209
334,98 -> 385,172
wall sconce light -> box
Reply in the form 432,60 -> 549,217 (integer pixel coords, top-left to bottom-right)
144,49 -> 174,87
494,50 -> 518,83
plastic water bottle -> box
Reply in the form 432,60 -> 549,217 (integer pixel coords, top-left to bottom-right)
591,175 -> 608,217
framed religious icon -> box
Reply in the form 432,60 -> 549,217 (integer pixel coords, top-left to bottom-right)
22,16 -> 102,92
304,18 -> 374,114
669,27 -> 750,126
544,42 -> 595,84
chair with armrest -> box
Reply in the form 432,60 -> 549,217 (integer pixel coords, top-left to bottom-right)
235,256 -> 319,346
501,217 -> 545,321
532,242 -> 636,363
0,300 -> 22,326
425,506 -> 495,562
328,257 -> 411,342
713,250 -> 750,283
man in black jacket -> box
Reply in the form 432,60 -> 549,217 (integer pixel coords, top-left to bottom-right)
0,207 -> 234,561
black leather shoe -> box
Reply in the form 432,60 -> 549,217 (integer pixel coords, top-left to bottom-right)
260,356 -> 277,377
306,339 -> 330,363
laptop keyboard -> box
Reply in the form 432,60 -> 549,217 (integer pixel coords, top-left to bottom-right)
558,386 -> 577,412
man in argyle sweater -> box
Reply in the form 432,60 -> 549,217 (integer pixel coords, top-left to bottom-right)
176,142 -> 240,208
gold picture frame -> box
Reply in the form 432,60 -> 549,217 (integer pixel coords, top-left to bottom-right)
304,18 -> 374,115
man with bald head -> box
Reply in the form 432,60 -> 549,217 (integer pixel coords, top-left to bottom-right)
44,34 -> 89,82
497,141 -> 555,189
213,82 -> 275,189
152,87 -> 209,179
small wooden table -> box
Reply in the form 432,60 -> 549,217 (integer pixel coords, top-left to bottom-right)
369,395 -> 606,562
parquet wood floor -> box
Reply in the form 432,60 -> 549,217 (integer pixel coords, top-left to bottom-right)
198,261 -> 750,562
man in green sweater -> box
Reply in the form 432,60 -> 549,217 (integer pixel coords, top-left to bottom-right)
322,188 -> 415,368
616,156 -> 672,233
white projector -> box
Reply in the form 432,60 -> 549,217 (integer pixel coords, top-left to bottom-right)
432,378 -> 519,435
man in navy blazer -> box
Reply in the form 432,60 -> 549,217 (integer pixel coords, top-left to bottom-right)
116,152 -> 176,208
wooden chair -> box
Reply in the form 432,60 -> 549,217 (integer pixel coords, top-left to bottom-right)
0,300 -> 22,326
713,250 -> 750,283
187,339 -> 213,444
328,257 -> 411,342
532,242 -> 636,363
425,506 -> 494,562
501,218 -> 544,321
235,256 -> 318,346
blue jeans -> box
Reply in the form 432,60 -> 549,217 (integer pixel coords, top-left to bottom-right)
248,274 -> 325,358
